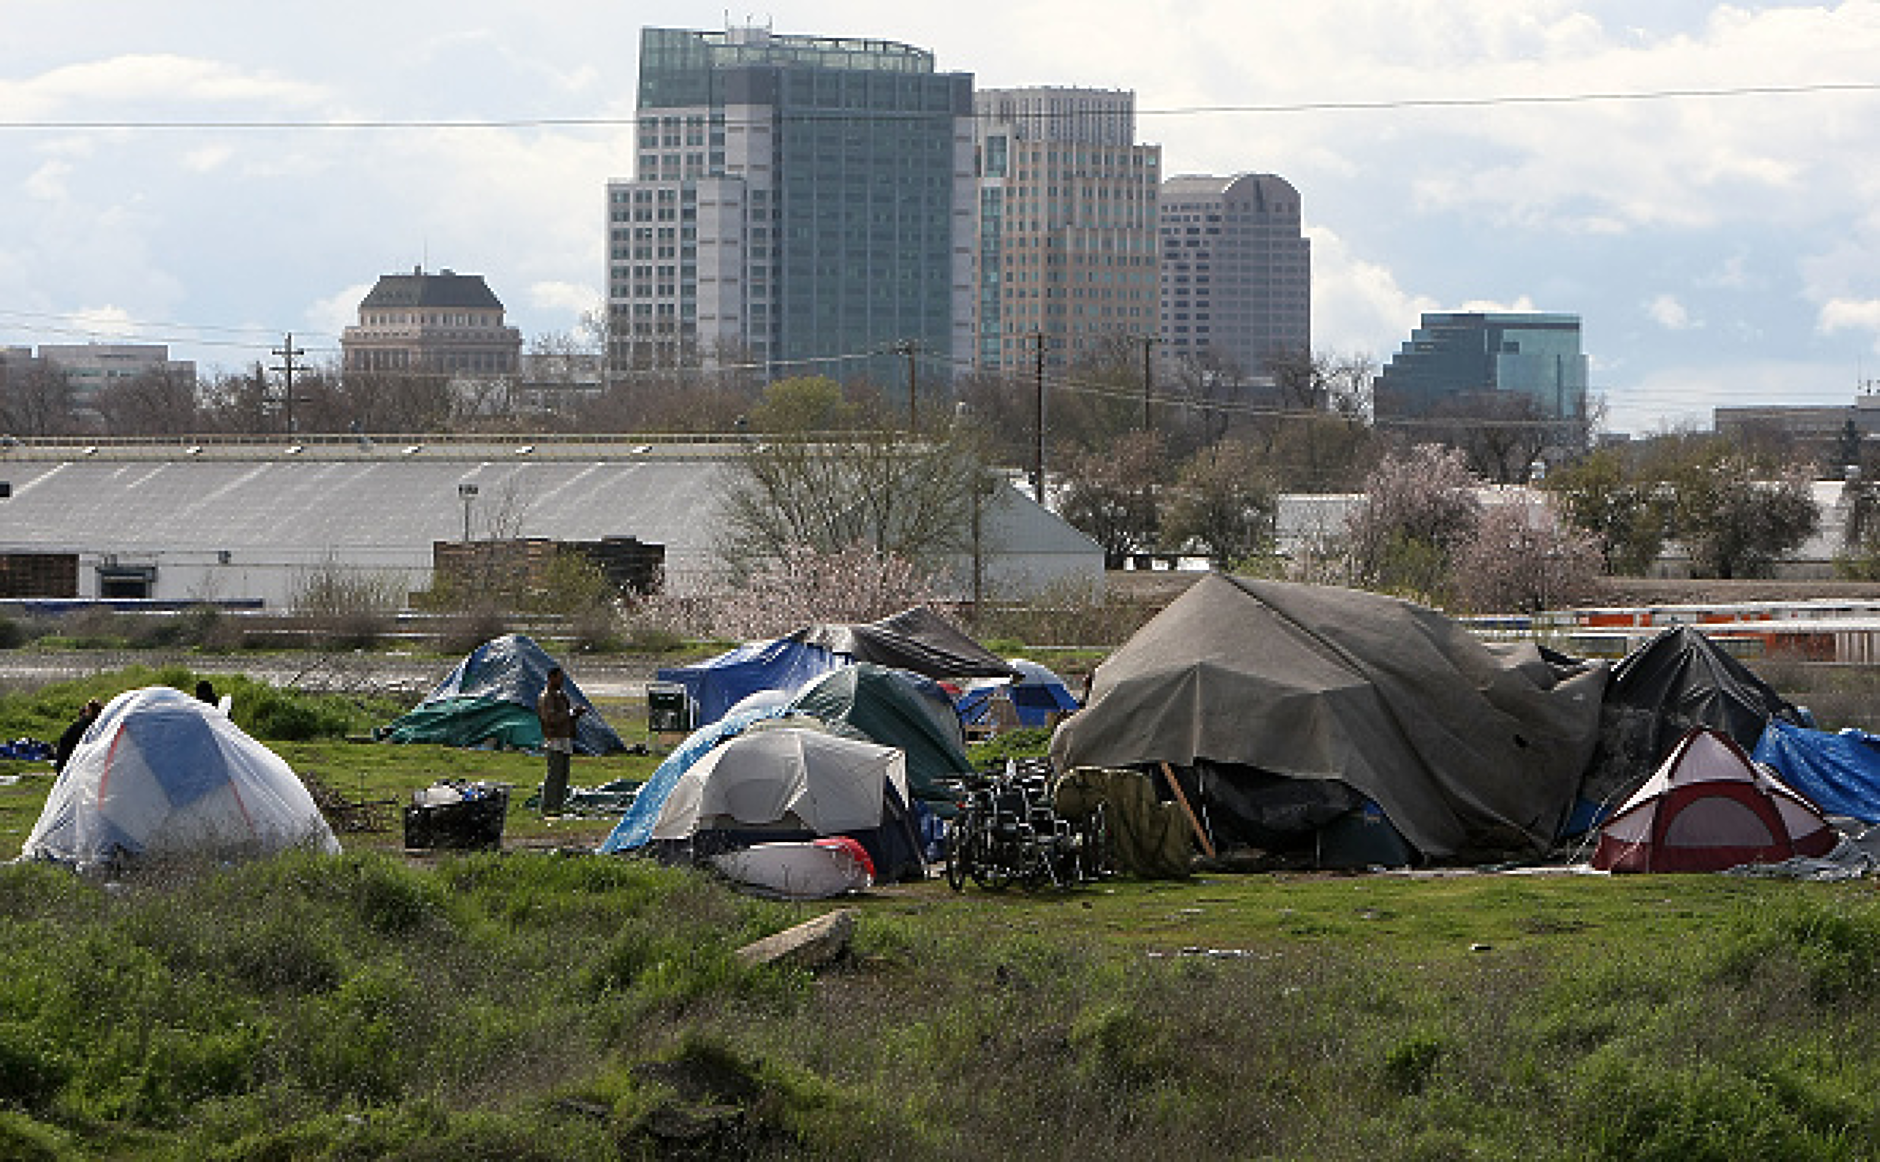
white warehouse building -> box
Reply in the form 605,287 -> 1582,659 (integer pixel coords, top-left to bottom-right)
0,436 -> 1102,608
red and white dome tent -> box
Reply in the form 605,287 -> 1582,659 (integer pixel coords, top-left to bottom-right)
1593,726 -> 1838,873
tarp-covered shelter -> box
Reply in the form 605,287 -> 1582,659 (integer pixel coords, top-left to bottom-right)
790,607 -> 1017,681
381,634 -> 624,755
787,663 -> 976,807
655,636 -> 840,728
1752,719 -> 1880,824
1581,626 -> 1808,811
648,727 -> 923,882
20,686 -> 340,870
957,658 -> 1081,729
1593,727 -> 1837,873
1049,575 -> 1608,861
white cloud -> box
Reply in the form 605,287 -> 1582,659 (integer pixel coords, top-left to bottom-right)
1819,297 -> 1880,341
306,283 -> 374,343
22,160 -> 70,201
529,281 -> 600,318
1647,294 -> 1697,331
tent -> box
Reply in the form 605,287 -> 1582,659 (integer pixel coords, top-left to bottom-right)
956,658 -> 1081,729
380,634 -> 624,755
20,686 -> 340,870
646,727 -> 922,882
598,704 -> 797,854
655,636 -> 839,728
790,607 -> 1017,681
1592,727 -> 1837,872
1751,719 -> 1880,824
1049,575 -> 1608,862
787,663 -> 976,807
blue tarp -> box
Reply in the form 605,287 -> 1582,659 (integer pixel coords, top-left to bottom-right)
1751,718 -> 1880,823
956,658 -> 1080,728
597,705 -> 794,853
656,637 -> 840,728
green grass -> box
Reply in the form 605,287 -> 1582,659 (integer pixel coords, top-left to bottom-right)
6,667 -> 1880,1157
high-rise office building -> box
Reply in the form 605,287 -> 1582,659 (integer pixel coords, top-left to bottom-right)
972,87 -> 1161,372
1373,311 -> 1588,420
606,26 -> 975,386
1158,173 -> 1310,377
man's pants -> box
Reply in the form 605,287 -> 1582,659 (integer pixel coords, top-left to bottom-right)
543,748 -> 571,814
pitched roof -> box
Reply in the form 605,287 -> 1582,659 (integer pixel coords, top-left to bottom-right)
360,270 -> 505,311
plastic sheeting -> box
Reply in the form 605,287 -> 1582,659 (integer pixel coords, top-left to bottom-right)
790,607 -> 1017,680
1050,575 -> 1608,861
1752,719 -> 1880,824
656,637 -> 839,728
389,633 -> 624,755
650,728 -> 908,840
787,663 -> 975,806
21,686 -> 339,870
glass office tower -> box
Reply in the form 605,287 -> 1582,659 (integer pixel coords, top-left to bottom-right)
1373,312 -> 1588,420
607,27 -> 975,385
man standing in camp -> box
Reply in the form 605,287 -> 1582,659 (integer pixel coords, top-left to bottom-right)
536,667 -> 584,815
54,700 -> 102,774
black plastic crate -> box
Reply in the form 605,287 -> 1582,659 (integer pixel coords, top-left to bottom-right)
403,783 -> 509,851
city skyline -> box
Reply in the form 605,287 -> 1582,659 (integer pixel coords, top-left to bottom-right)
7,2 -> 1880,435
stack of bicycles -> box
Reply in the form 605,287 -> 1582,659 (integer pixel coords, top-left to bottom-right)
943,759 -> 1112,891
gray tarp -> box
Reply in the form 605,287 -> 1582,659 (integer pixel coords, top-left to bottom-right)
1048,575 -> 1608,859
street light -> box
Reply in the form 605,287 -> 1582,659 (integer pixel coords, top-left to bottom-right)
457,482 -> 479,542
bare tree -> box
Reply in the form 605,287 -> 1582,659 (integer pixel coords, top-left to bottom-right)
199,365 -> 275,434
0,360 -> 78,436
1057,430 -> 1167,569
716,428 -> 983,578
92,364 -> 201,436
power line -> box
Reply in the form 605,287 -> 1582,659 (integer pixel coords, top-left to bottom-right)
2,80 -> 1876,132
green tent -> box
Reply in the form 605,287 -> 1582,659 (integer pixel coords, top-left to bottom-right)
787,664 -> 974,805
377,695 -> 543,750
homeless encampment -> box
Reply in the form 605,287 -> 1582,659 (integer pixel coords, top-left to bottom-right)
20,686 -> 340,871
786,663 -> 976,808
1592,726 -> 1837,873
380,634 -> 624,755
656,608 -> 1015,730
1579,625 -> 1810,813
645,727 -> 924,883
1048,575 -> 1608,863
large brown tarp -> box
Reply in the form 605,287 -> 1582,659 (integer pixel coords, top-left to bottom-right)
1048,575 -> 1608,860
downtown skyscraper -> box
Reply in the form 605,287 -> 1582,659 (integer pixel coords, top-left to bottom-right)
605,27 -> 975,387
971,88 -> 1162,373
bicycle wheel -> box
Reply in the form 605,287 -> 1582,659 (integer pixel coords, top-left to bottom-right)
972,830 -> 1014,891
944,817 -> 971,892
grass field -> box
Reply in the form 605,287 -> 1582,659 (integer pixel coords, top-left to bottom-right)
4,665 -> 1880,1158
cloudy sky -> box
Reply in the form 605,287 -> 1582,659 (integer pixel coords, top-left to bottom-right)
8,1 -> 1880,434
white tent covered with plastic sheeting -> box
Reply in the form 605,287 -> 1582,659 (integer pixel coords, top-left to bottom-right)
651,727 -> 907,842
19,686 -> 339,871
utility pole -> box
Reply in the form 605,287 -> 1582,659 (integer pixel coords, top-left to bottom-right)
1033,332 -> 1047,504
272,332 -> 305,435
1140,334 -> 1160,431
894,339 -> 919,431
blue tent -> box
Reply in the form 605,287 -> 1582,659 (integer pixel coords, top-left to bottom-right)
655,637 -> 839,728
956,658 -> 1080,728
386,634 -> 625,755
1751,718 -> 1880,823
